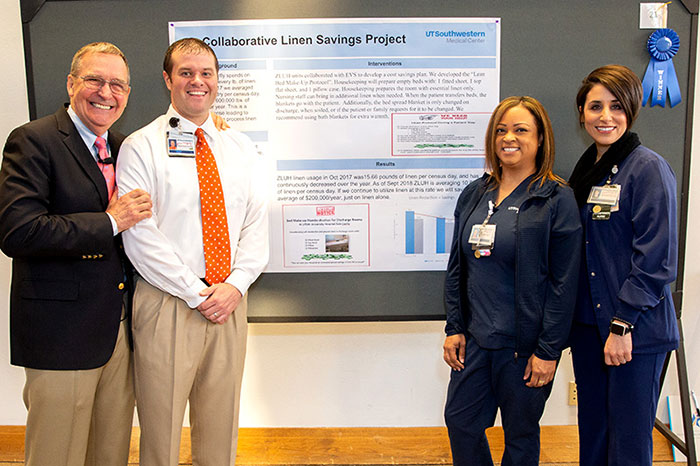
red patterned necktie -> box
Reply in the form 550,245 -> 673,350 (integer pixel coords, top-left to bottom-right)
94,136 -> 115,199
195,128 -> 231,285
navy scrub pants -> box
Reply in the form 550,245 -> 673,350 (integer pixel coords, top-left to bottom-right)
444,336 -> 553,466
570,322 -> 666,466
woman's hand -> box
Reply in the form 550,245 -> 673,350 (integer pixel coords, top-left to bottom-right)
443,334 -> 466,371
524,355 -> 556,388
604,332 -> 633,366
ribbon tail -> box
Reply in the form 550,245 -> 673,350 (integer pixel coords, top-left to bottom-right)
651,60 -> 666,107
666,59 -> 682,107
641,60 -> 656,106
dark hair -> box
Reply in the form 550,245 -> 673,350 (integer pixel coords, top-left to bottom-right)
576,65 -> 642,127
484,96 -> 563,187
163,38 -> 219,77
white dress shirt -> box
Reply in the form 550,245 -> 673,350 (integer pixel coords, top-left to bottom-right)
67,106 -> 118,235
116,106 -> 269,308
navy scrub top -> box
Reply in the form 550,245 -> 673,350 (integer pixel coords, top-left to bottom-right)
461,176 -> 532,350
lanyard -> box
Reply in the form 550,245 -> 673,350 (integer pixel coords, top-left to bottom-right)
481,200 -> 495,225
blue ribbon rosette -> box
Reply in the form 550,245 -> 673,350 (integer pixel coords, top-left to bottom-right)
642,28 -> 682,107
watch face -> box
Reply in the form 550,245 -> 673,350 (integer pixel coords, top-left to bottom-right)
610,322 -> 628,336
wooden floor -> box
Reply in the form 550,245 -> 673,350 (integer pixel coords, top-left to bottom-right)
0,425 -> 683,465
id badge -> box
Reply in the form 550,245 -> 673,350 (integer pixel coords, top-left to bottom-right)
587,184 -> 620,206
468,224 -> 496,248
167,129 -> 195,157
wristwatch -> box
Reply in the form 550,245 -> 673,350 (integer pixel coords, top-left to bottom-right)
609,320 -> 633,336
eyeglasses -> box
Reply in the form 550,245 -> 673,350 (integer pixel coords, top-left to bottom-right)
73,75 -> 130,95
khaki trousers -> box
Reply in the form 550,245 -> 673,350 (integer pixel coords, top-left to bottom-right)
23,313 -> 134,466
132,278 -> 248,466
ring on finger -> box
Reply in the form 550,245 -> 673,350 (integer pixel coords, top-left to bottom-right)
213,312 -> 218,317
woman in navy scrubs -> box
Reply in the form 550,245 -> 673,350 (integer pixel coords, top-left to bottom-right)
443,96 -> 581,466
568,65 -> 679,466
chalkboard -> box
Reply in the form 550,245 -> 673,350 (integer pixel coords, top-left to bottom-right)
22,0 -> 696,321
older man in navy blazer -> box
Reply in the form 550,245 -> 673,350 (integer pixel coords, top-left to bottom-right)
0,42 -> 152,466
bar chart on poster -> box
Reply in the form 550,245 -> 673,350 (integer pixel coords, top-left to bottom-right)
403,210 -> 455,256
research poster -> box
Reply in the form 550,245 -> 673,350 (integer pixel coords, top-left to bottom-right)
169,18 -> 501,272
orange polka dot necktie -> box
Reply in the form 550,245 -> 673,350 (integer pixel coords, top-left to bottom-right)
195,128 -> 231,285
94,136 -> 115,199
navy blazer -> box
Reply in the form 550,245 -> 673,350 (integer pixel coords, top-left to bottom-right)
444,174 -> 582,360
0,107 -> 130,370
576,144 -> 679,354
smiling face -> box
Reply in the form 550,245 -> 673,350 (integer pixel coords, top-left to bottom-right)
581,83 -> 628,159
67,52 -> 130,136
163,49 -> 218,126
494,104 -> 541,175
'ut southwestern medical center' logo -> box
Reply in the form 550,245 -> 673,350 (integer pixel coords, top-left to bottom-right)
425,30 -> 487,43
